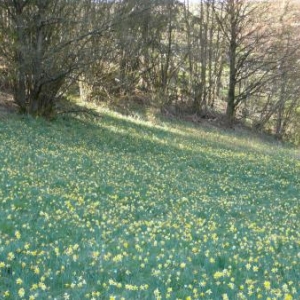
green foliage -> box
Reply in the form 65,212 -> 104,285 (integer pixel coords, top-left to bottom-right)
0,110 -> 299,299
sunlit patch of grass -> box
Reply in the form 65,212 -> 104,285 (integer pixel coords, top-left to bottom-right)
0,110 -> 299,299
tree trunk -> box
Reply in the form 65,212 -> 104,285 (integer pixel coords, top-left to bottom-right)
226,38 -> 237,124
13,7 -> 27,112
275,67 -> 287,138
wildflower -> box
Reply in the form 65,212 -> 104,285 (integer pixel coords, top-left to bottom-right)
54,248 -> 60,256
282,284 -> 289,292
18,288 -> 25,298
140,284 -> 149,290
125,284 -> 138,291
213,271 -> 223,279
154,288 -> 160,296
15,230 -> 21,239
31,284 -> 38,290
39,282 -> 47,291
180,262 -> 186,268
16,278 -> 23,285
4,291 -> 10,297
152,269 -> 161,276
228,282 -> 235,289
199,281 -> 206,287
63,293 -> 70,300
7,252 -> 15,261
154,288 -> 162,299
112,254 -> 123,262
284,294 -> 293,300
264,281 -> 271,290
222,294 -> 229,300
92,251 -> 100,259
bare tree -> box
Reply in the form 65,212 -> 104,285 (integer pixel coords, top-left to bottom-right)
213,0 -> 273,124
253,0 -> 300,138
0,0 -> 116,117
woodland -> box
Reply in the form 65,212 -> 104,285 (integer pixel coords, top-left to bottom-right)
0,0 -> 300,142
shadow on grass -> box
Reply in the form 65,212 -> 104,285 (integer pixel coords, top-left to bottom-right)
2,98 -> 298,187
4,96 -> 292,165
1,99 -> 299,230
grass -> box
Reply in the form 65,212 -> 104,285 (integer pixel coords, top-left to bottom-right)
0,106 -> 299,300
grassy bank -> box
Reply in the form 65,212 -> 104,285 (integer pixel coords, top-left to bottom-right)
0,108 -> 299,299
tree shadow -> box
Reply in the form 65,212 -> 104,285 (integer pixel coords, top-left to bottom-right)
1,100 -> 299,224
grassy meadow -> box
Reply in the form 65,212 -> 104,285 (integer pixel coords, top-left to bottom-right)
0,106 -> 299,300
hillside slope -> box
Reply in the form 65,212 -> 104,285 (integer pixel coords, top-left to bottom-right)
0,108 -> 299,299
